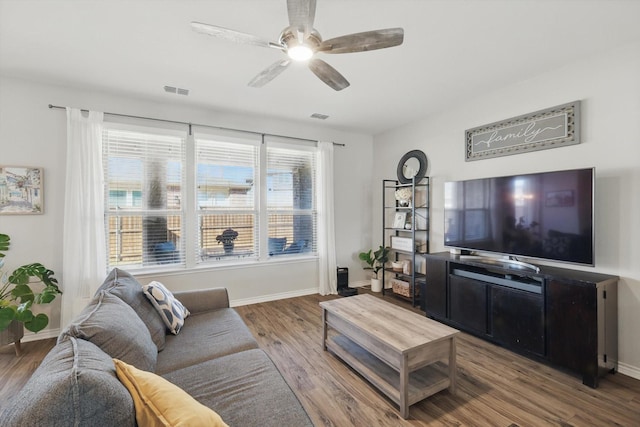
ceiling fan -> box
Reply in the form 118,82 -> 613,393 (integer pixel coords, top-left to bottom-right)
191,0 -> 404,91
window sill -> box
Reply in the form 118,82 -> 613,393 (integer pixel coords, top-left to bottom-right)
127,253 -> 318,279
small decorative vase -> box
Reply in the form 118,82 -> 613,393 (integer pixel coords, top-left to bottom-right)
398,199 -> 410,207
371,278 -> 382,292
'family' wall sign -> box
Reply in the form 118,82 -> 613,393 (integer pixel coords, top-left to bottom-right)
465,101 -> 581,161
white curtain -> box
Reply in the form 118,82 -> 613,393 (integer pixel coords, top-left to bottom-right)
61,108 -> 106,329
317,141 -> 337,295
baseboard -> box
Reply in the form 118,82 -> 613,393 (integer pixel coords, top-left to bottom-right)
617,361 -> 640,380
20,328 -> 61,343
348,280 -> 370,288
230,287 -> 318,307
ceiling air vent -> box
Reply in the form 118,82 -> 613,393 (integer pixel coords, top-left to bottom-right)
164,86 -> 190,96
310,113 -> 329,120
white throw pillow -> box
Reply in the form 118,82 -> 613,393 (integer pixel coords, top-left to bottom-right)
142,281 -> 190,335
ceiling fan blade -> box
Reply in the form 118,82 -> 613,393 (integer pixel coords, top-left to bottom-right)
308,59 -> 350,91
287,0 -> 316,37
318,28 -> 404,54
248,59 -> 292,88
191,21 -> 283,50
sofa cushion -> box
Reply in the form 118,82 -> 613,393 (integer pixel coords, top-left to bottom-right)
97,268 -> 167,351
3,337 -> 135,427
155,308 -> 259,375
114,358 -> 228,427
60,291 -> 157,372
142,281 -> 190,335
162,349 -> 313,427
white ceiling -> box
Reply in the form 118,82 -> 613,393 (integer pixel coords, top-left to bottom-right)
2,0 -> 640,135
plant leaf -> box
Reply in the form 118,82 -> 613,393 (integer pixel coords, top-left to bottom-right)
0,307 -> 16,331
35,286 -> 60,304
14,307 -> 34,323
25,313 -> 48,333
11,284 -> 35,303
0,233 -> 9,255
9,263 -> 60,290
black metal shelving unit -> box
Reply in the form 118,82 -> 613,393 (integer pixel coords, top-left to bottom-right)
381,176 -> 430,306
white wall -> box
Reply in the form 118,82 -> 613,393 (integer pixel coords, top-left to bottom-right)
0,76 -> 374,338
373,41 -> 640,378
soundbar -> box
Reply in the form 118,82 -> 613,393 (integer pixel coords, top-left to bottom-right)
458,255 -> 541,273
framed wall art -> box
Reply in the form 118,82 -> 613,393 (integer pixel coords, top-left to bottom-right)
465,101 -> 581,161
0,166 -> 44,215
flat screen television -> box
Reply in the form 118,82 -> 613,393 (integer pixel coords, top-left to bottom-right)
444,167 -> 594,266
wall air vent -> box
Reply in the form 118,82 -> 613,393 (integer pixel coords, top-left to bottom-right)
310,113 -> 329,120
164,86 -> 189,96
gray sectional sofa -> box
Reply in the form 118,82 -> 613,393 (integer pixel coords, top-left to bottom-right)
4,268 -> 313,427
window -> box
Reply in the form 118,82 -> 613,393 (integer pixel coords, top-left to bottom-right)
103,127 -> 185,268
103,124 -> 317,271
195,131 -> 259,262
266,140 -> 316,256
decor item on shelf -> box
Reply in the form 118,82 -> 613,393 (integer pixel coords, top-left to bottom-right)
216,228 -> 238,254
0,233 -> 62,335
392,212 -> 406,229
390,236 -> 414,252
404,212 -> 412,229
0,166 -> 44,215
391,261 -> 404,271
390,278 -> 415,298
394,187 -> 412,207
402,259 -> 412,275
465,100 -> 581,161
396,150 -> 428,184
358,246 -> 389,292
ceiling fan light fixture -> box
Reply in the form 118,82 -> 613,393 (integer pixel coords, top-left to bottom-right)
287,44 -> 313,61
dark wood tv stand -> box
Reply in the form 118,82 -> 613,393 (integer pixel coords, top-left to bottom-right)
421,252 -> 618,388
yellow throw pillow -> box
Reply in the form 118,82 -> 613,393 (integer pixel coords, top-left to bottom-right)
113,359 -> 228,427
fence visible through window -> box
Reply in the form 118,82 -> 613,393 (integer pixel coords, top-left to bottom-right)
107,213 -> 306,264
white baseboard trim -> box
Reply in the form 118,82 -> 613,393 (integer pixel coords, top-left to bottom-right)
20,328 -> 61,343
348,280 -> 371,288
230,287 -> 318,307
349,280 -> 393,289
617,361 -> 640,380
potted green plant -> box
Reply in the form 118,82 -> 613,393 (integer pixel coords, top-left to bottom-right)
216,228 -> 238,254
0,233 -> 62,334
358,245 -> 390,292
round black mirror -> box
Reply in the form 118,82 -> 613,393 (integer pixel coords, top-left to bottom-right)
397,150 -> 428,184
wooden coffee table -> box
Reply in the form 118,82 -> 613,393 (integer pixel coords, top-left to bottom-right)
320,294 -> 459,419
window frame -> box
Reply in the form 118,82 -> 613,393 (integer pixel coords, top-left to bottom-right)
103,122 -> 187,271
102,122 -> 319,273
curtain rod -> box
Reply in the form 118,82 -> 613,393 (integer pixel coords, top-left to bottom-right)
48,104 -> 345,147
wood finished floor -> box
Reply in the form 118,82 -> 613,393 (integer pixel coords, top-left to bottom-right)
1,289 -> 639,426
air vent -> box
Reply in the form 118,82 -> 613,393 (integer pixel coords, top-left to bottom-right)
310,113 -> 329,120
164,86 -> 189,96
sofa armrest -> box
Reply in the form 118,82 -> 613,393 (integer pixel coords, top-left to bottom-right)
173,288 -> 229,314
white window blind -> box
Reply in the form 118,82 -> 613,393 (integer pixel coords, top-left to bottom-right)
102,121 -> 320,271
195,132 -> 259,262
103,127 -> 186,269
266,141 -> 317,256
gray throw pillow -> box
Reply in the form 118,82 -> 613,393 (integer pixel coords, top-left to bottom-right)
60,291 -> 158,372
3,336 -> 136,426
96,268 -> 167,351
